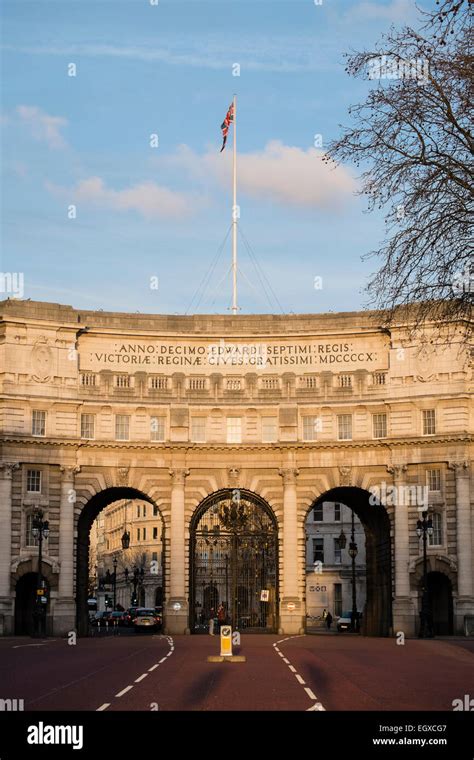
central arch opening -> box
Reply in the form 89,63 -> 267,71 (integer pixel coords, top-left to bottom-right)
76,487 -> 165,636
190,489 -> 279,633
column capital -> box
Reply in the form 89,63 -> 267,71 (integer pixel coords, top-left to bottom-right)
279,467 -> 299,485
387,464 -> 407,480
169,468 -> 190,485
0,462 -> 20,480
448,461 -> 470,477
60,465 -> 81,481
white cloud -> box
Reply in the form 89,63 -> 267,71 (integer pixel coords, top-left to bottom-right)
348,0 -> 415,22
17,105 -> 68,149
2,36 -> 339,74
167,141 -> 356,210
46,176 -> 201,219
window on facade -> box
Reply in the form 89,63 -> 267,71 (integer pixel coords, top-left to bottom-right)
302,416 -> 319,441
337,414 -> 352,440
150,416 -> 165,442
153,505 -> 159,517
190,417 -> 206,443
373,413 -> 387,439
115,415 -> 130,441
227,417 -> 242,443
143,505 -> 146,518
427,469 -> 441,492
26,513 -> 39,547
32,410 -> 46,437
262,417 -> 278,443
313,503 -> 323,522
26,469 -> 41,493
422,409 -> 436,435
153,527 -> 158,540
313,537 -> 324,564
143,527 -> 146,541
152,551 -> 158,562
334,583 -> 343,617
373,372 -> 386,386
137,528 -> 140,541
339,375 -> 352,388
334,502 -> 341,521
429,512 -> 442,546
80,413 -> 95,440
334,538 -> 342,564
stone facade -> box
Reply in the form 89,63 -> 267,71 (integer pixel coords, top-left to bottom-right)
0,298 -> 472,636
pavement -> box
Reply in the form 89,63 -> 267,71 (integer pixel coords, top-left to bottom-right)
0,632 -> 473,712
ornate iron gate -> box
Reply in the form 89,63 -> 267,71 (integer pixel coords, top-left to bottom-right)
190,490 -> 278,633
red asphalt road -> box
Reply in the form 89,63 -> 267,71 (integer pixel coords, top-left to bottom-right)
0,633 -> 472,711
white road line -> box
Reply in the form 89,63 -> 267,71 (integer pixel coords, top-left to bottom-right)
158,657 -> 167,663
166,651 -> 172,657
272,635 -> 327,712
115,685 -> 134,698
12,642 -> 49,649
148,664 -> 160,672
135,673 -> 148,683
96,703 -> 111,711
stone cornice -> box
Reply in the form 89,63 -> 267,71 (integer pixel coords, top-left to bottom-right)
1,434 -> 472,452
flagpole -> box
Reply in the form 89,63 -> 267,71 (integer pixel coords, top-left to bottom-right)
231,93 -> 238,314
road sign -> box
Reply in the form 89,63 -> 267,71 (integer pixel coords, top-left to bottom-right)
220,625 -> 232,657
36,589 -> 44,596
260,590 -> 269,602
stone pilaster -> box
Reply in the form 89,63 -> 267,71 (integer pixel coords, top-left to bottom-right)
388,464 -> 415,635
167,467 -> 189,634
55,465 -> 80,635
0,463 -> 19,635
278,466 -> 302,634
449,461 -> 473,630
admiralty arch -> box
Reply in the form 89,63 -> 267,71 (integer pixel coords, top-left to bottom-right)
0,298 -> 472,637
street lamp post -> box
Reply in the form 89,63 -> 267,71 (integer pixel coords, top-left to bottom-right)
31,509 -> 50,638
348,509 -> 358,633
113,556 -> 118,610
125,566 -> 145,606
417,511 -> 434,638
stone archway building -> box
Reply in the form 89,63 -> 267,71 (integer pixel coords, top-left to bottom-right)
0,299 -> 472,636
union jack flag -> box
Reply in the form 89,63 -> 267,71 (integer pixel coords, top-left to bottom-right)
220,102 -> 234,152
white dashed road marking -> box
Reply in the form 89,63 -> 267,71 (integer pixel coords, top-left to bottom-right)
97,635 -> 174,711
115,685 -> 134,698
272,636 -> 326,712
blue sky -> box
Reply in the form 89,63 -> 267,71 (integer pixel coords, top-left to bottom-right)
1,0 -> 428,314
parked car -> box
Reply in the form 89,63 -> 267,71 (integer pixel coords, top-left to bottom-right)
123,607 -> 140,626
337,611 -> 362,632
109,611 -> 127,626
133,608 -> 161,633
91,611 -> 112,627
